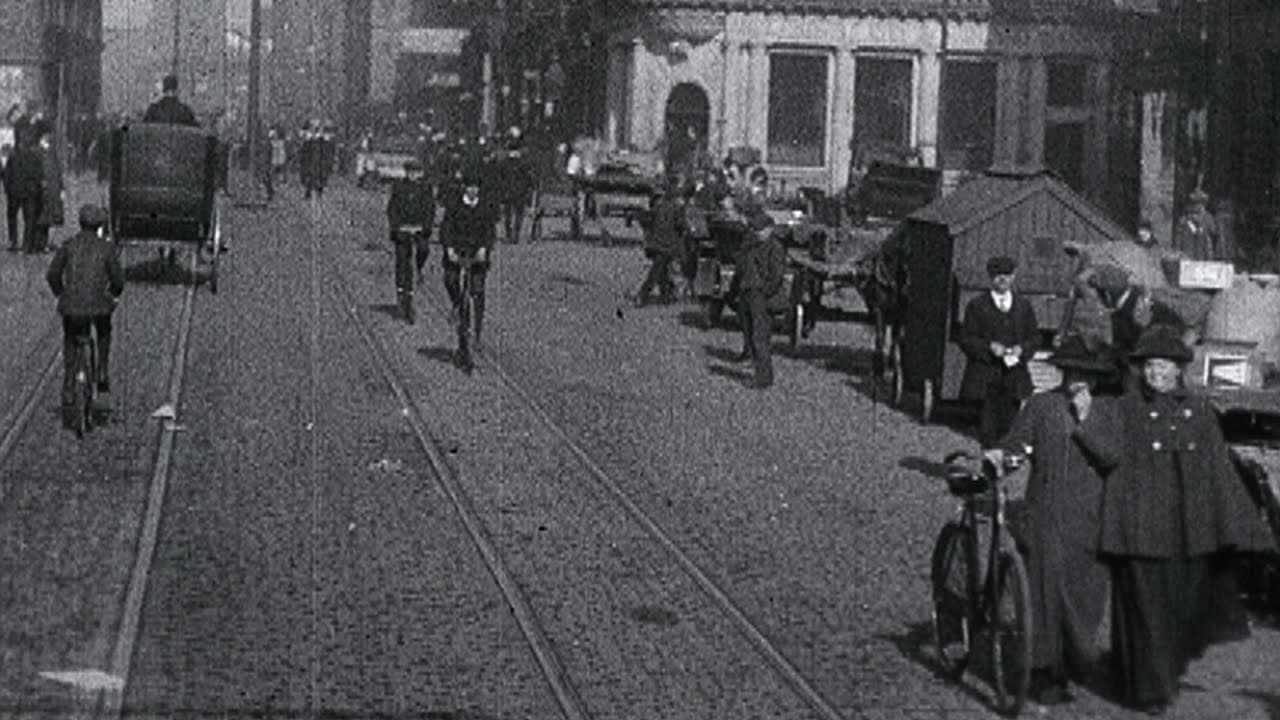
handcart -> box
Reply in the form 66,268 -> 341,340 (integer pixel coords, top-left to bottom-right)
109,123 -> 223,292
1209,388 -> 1280,613
692,213 -> 793,328
788,162 -> 941,370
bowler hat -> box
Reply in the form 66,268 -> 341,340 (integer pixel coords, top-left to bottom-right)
1129,324 -> 1193,363
1089,265 -> 1130,295
79,204 -> 108,228
986,255 -> 1017,276
1188,187 -> 1209,204
403,160 -> 424,172
162,74 -> 179,92
1049,335 -> 1115,374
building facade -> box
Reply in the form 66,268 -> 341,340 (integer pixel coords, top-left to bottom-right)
1,0 -> 103,124
607,0 -> 1122,206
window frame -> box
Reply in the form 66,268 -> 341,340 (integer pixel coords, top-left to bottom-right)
938,52 -> 999,172
764,45 -> 834,170
851,50 -> 919,162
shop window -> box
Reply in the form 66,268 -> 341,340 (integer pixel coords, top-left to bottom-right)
1047,61 -> 1087,108
940,58 -> 996,171
852,57 -> 913,161
1045,121 -> 1085,191
767,52 -> 829,167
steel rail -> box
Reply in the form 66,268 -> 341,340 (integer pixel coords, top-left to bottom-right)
417,268 -> 849,720
320,238 -> 592,720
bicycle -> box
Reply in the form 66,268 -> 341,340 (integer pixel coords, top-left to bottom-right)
68,327 -> 99,438
448,247 -> 487,373
392,225 -> 426,323
930,449 -> 1033,716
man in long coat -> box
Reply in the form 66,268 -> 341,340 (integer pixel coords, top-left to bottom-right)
990,335 -> 1116,705
958,255 -> 1040,447
1077,325 -> 1276,712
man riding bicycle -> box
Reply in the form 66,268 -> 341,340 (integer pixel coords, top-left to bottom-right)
47,204 -> 124,426
439,172 -> 496,366
387,159 -> 435,323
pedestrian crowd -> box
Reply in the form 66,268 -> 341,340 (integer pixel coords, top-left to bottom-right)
965,253 -> 1277,714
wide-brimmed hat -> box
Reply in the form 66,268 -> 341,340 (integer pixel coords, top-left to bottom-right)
1129,324 -> 1193,363
1050,335 -> 1116,374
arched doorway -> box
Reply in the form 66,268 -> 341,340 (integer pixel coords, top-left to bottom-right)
664,82 -> 710,175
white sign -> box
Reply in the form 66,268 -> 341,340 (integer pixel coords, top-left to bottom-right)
400,28 -> 469,56
426,72 -> 461,88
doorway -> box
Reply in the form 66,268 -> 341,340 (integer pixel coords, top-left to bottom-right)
664,82 -> 709,175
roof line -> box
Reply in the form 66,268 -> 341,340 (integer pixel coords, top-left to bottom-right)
625,0 -> 993,20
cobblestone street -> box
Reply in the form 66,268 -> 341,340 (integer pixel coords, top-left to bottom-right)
1,179 -> 1277,719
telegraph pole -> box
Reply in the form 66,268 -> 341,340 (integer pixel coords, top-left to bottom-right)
247,0 -> 263,178
172,0 -> 182,75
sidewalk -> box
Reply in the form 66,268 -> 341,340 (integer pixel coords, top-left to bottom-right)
1,172 -> 107,430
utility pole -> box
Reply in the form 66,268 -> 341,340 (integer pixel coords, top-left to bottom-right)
247,0 -> 262,176
172,0 -> 182,75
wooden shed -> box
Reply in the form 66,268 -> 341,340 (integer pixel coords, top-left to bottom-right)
897,168 -> 1133,418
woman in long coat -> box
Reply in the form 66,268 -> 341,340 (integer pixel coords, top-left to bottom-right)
990,335 -> 1117,705
1082,325 -> 1276,713
32,122 -> 63,253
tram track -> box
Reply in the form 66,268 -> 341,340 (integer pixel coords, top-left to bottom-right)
0,324 -> 62,479
318,227 -> 846,720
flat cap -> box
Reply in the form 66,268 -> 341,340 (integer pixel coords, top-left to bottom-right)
1089,264 -> 1131,294
986,255 -> 1017,276
79,204 -> 108,228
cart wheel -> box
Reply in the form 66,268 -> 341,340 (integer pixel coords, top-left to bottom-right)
704,300 -> 724,329
890,342 -> 904,408
789,303 -> 803,354
921,379 -> 936,424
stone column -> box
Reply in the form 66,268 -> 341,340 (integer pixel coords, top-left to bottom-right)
993,56 -> 1022,169
830,48 -> 855,191
746,42 -> 769,154
739,41 -> 758,148
605,42 -> 627,149
917,50 -> 941,168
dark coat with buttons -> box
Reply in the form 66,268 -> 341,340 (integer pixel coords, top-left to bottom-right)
958,293 -> 1040,401
1080,386 -> 1276,559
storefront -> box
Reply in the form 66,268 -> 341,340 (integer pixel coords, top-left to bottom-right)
607,0 -> 1120,201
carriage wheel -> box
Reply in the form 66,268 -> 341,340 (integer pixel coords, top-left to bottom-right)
890,342 -> 904,408
208,206 -> 221,294
789,303 -> 804,354
704,300 -> 724,329
530,212 -> 542,244
921,379 -> 936,424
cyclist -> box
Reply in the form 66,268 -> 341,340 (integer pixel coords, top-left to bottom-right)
439,172 -> 496,365
46,204 -> 124,426
386,159 -> 435,323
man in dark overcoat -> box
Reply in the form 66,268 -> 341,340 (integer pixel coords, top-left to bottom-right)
728,197 -> 785,389
387,160 -> 435,323
143,75 -> 198,127
1077,325 -> 1277,713
958,255 -> 1040,447
4,134 -> 42,251
634,175 -> 683,306
439,171 -> 498,369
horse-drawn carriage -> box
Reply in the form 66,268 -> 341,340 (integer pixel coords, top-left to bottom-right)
109,123 -> 223,292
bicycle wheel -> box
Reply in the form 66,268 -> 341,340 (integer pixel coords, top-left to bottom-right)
71,343 -> 91,438
458,273 -> 473,371
931,521 -> 975,679
990,550 -> 1033,717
